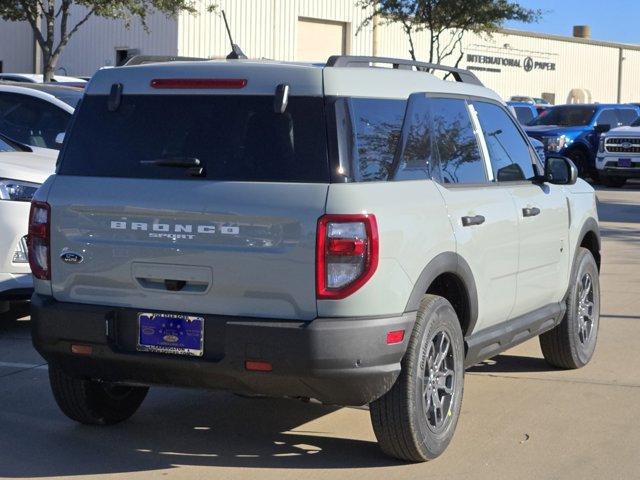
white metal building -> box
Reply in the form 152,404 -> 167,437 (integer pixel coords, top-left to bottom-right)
1,0 -> 639,104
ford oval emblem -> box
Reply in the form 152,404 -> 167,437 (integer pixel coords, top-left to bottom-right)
60,252 -> 84,264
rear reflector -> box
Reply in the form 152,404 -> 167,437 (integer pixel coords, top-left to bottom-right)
386,330 -> 405,345
150,78 -> 248,89
71,344 -> 93,355
245,360 -> 273,372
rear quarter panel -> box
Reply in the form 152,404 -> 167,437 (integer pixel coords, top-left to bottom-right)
565,178 -> 599,277
319,180 -> 454,317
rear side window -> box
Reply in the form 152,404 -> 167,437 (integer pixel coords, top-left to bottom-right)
350,98 -> 406,182
514,106 -> 535,125
431,98 -> 486,184
394,94 -> 432,181
474,101 -> 535,181
617,108 -> 639,126
59,95 -> 329,183
595,109 -> 618,128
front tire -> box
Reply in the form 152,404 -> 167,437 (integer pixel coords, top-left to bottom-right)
370,295 -> 465,462
49,364 -> 149,425
566,149 -> 590,179
540,247 -> 600,369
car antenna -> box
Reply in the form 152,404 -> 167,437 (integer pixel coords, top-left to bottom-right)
222,10 -> 247,60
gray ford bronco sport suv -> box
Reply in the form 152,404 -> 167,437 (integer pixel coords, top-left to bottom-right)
29,56 -> 601,462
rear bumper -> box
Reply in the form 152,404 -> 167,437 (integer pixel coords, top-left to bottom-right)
31,294 -> 415,406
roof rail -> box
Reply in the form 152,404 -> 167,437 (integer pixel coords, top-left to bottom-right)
325,55 -> 483,86
124,55 -> 208,66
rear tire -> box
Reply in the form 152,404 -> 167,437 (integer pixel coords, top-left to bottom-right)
369,295 -> 465,462
601,176 -> 627,188
49,364 -> 148,425
540,248 -> 600,369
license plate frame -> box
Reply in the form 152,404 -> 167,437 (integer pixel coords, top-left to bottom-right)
618,158 -> 632,168
137,312 -> 204,357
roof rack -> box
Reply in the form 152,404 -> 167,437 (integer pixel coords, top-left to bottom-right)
325,55 -> 483,86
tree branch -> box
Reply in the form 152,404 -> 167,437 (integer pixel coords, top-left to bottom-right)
52,6 -> 95,58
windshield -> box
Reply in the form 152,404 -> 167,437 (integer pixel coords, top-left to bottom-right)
632,117 -> 640,127
59,94 -> 329,182
531,106 -> 597,127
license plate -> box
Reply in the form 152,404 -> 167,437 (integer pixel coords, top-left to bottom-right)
618,158 -> 632,168
137,312 -> 204,356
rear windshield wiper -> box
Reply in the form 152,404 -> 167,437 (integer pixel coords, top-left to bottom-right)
139,157 -> 204,176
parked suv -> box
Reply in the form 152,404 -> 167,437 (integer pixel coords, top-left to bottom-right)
30,56 -> 601,462
596,116 -> 640,187
525,103 -> 640,178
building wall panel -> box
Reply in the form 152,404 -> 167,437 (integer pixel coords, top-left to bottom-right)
0,20 -> 34,72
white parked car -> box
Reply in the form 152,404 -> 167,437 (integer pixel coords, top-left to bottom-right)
0,82 -> 82,154
596,117 -> 640,187
0,73 -> 87,85
0,134 -> 55,306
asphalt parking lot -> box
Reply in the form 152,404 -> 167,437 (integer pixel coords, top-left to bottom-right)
1,184 -> 639,480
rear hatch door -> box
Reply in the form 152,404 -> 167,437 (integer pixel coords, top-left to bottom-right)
47,82 -> 329,320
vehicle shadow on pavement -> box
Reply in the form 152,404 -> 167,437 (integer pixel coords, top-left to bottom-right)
0,301 -> 30,334
468,354 -> 555,374
0,383 -> 402,477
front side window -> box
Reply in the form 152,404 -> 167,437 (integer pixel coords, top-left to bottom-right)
349,98 -> 406,182
0,93 -> 71,149
432,98 -> 486,184
474,101 -> 535,182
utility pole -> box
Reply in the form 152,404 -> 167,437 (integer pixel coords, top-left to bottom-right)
32,4 -> 42,74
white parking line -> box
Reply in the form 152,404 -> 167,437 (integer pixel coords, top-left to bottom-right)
0,361 -> 47,370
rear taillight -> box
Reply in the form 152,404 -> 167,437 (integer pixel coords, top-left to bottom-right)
28,201 -> 51,280
316,214 -> 378,299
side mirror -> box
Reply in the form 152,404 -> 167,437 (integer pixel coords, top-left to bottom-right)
544,155 -> 578,185
55,132 -> 65,145
594,124 -> 610,134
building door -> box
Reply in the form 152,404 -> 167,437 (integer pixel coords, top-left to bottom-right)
296,18 -> 347,62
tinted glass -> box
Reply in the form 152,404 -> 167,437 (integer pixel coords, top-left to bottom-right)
632,117 -> 640,127
395,94 -> 431,181
0,137 -> 17,152
514,106 -> 535,125
432,98 -> 486,184
532,106 -> 596,126
617,108 -> 639,126
59,95 -> 329,182
350,98 -> 405,182
0,93 -> 71,149
474,102 -> 535,181
39,87 -> 82,108
596,109 -> 618,127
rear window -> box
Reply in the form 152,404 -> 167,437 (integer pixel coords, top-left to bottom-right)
59,95 -> 329,182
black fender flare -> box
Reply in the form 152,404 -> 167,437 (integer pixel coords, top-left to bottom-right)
404,252 -> 479,335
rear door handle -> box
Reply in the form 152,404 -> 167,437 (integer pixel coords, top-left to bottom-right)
461,215 -> 485,227
522,207 -> 541,217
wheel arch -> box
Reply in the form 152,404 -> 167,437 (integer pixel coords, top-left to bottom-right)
404,252 -> 479,337
577,217 -> 601,271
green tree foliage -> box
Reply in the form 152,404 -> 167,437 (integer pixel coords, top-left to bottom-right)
0,0 -> 214,80
358,0 -> 541,66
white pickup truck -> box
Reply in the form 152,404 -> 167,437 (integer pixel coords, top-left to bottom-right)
597,118 -> 640,187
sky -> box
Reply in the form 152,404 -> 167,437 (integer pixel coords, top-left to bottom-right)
504,0 -> 640,44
